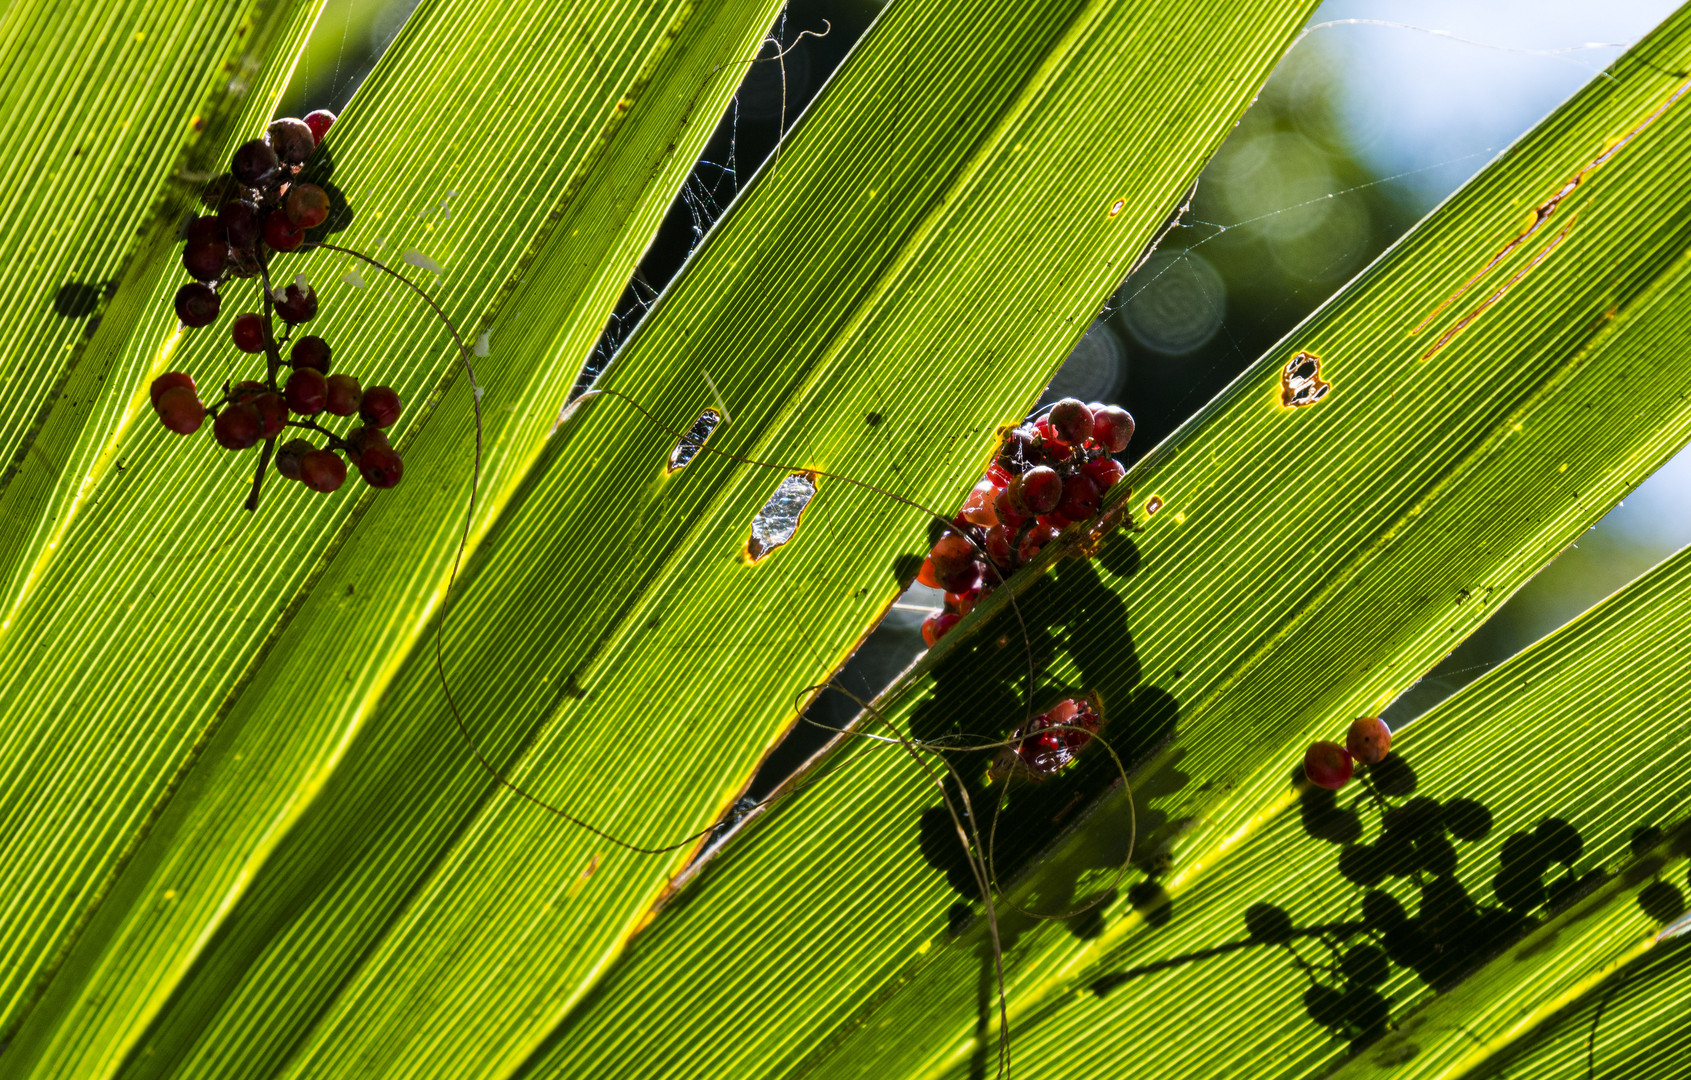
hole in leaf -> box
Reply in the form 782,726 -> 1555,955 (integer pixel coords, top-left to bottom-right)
1281,350 -> 1331,408
747,473 -> 816,560
667,408 -> 721,472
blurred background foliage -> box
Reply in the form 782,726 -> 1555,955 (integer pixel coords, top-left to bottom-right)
280,0 -> 1691,783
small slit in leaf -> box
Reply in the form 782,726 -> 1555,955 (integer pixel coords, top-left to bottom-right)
667,409 -> 721,472
747,473 -> 817,561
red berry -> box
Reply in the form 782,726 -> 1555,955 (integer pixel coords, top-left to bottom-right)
267,117 -> 315,166
983,524 -> 1014,569
1304,741 -> 1354,790
220,199 -> 262,250
1034,419 -> 1072,461
944,589 -> 981,616
1346,717 -> 1392,766
273,282 -> 316,324
324,374 -> 362,416
231,378 -> 268,400
1049,398 -> 1095,444
934,559 -> 983,594
359,445 -> 404,488
231,139 -> 280,187
150,371 -> 196,408
929,532 -> 974,575
1013,466 -> 1062,515
1017,523 -> 1059,564
916,554 -> 941,589
343,425 -> 389,468
284,368 -> 328,415
252,392 -> 288,437
173,282 -> 220,327
232,313 -> 266,353
1058,474 -> 1102,521
290,335 -> 331,373
921,611 -> 962,647
986,461 -> 1014,487
264,210 -> 305,252
1090,405 -> 1135,453
285,183 -> 330,228
213,403 -> 263,450
303,109 -> 336,144
275,438 -> 314,481
181,236 -> 227,282
993,486 -> 1027,528
300,449 -> 347,492
958,479 -> 998,527
359,385 -> 402,428
1081,456 -> 1126,491
154,386 -> 205,434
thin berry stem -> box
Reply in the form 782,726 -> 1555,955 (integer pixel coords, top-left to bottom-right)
246,438 -> 275,512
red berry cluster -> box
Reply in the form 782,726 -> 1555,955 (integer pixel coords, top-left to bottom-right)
918,397 -> 1135,646
1004,696 -> 1103,777
152,110 -> 406,497
1304,717 -> 1393,790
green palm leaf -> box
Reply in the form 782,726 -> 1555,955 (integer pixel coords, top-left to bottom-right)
0,0 -> 1320,1075
530,6 -> 1691,1078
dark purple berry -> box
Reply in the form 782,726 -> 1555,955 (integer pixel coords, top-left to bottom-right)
344,425 -> 388,469
995,425 -> 1038,475
300,449 -> 347,492
303,109 -> 336,144
252,392 -> 288,438
324,374 -> 362,416
220,199 -> 262,249
155,386 -> 205,435
266,117 -> 315,166
285,183 -> 330,228
1090,404 -> 1135,453
181,237 -> 227,282
264,210 -> 304,252
213,403 -> 263,450
173,283 -> 220,327
232,313 -> 265,353
359,385 -> 401,428
284,368 -> 328,415
290,335 -> 331,372
275,438 -> 314,481
226,247 -> 261,279
1057,474 -> 1102,521
1049,398 -> 1094,444
1013,466 -> 1062,516
231,139 -> 280,187
184,215 -> 225,245
273,282 -> 316,324
359,445 -> 404,488
921,611 -> 962,647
